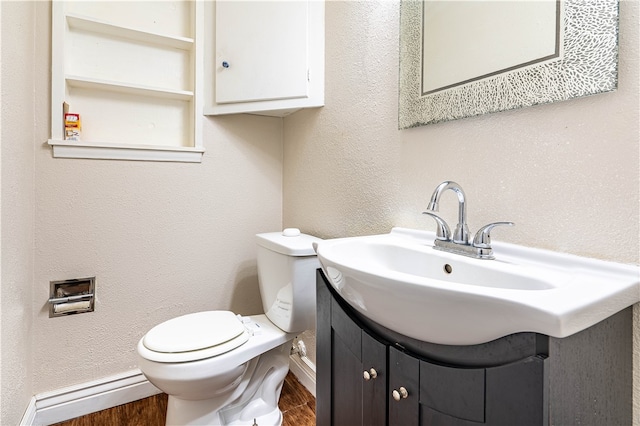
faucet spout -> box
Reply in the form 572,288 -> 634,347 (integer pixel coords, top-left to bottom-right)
422,180 -> 513,260
426,181 -> 469,244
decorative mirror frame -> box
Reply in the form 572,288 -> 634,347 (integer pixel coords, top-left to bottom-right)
399,0 -> 619,129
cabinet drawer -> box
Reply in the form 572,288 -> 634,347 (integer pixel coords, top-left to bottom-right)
420,360 -> 485,423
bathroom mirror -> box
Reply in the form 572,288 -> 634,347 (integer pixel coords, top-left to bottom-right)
399,0 -> 619,129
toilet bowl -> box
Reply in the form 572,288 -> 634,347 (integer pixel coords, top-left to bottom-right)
137,229 -> 321,425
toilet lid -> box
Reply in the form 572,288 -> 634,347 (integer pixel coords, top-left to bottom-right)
143,311 -> 248,354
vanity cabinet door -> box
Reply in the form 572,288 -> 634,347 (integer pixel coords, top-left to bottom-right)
485,355 -> 547,425
420,359 -> 485,425
362,331 -> 387,426
317,269 -> 387,426
331,295 -> 363,426
332,326 -> 364,425
316,270 -> 332,426
388,347 -> 420,426
331,298 -> 387,426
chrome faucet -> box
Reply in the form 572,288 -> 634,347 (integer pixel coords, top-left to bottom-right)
422,181 -> 513,259
426,181 -> 469,244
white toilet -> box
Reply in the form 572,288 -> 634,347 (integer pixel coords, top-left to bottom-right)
137,229 -> 321,425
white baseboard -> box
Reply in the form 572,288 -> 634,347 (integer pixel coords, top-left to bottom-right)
20,397 -> 37,426
23,369 -> 160,426
20,359 -> 315,426
288,354 -> 316,398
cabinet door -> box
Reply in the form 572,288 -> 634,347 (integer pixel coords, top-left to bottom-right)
333,329 -> 364,425
389,347 -> 420,426
332,308 -> 387,426
331,297 -> 363,425
215,1 -> 308,104
420,360 -> 485,425
316,270 -> 332,426
362,331 -> 387,426
319,269 -> 388,426
485,355 -> 548,425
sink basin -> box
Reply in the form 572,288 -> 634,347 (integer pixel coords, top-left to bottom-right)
315,227 -> 640,345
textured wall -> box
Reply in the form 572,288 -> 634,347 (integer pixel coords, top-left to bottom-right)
283,0 -> 639,419
0,2 -> 36,424
30,3 -> 284,393
2,0 -> 638,422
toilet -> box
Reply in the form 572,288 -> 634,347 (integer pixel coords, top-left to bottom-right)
136,229 -> 321,425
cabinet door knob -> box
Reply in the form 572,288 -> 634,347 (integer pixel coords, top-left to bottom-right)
392,387 -> 409,401
222,61 -> 230,68
363,368 -> 378,381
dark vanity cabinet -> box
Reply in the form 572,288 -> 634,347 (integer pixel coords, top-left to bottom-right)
317,269 -> 549,426
317,267 -> 387,426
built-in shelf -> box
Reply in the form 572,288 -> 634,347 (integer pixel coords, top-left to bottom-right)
65,75 -> 194,101
51,2 -> 203,162
66,13 -> 194,50
47,139 -> 204,163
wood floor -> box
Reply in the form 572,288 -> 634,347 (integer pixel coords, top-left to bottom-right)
279,372 -> 316,426
53,372 -> 315,426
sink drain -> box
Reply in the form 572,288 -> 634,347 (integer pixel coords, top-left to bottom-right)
443,264 -> 453,274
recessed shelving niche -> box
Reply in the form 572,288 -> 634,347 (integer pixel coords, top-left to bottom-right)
49,2 -> 204,162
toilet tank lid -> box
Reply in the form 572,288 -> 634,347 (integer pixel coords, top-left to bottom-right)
256,229 -> 322,256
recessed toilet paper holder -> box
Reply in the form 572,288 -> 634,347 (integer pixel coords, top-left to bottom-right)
48,277 -> 95,318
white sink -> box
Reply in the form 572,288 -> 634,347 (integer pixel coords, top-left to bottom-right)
315,227 -> 640,345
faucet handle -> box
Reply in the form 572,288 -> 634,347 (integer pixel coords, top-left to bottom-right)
422,211 -> 451,241
472,222 -> 514,248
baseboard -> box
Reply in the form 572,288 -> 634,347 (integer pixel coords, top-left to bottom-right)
21,360 -> 314,425
289,354 -> 316,398
24,369 -> 160,426
20,397 -> 37,426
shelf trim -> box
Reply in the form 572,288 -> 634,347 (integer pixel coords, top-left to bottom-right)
66,75 -> 194,101
66,13 -> 194,50
47,139 -> 205,163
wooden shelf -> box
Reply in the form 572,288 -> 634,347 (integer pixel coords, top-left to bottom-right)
66,13 -> 194,50
65,75 -> 194,101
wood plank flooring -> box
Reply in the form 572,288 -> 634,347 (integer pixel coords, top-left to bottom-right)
279,372 -> 316,426
52,372 -> 315,426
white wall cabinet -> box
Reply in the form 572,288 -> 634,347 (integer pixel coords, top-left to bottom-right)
204,0 -> 324,117
49,1 -> 323,162
49,1 -> 204,162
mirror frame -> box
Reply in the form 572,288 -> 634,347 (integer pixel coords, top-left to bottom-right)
399,0 -> 619,129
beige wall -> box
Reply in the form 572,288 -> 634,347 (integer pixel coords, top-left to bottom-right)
32,113 -> 284,392
0,1 -> 285,420
1,1 -> 36,423
283,0 -> 639,418
2,3 -> 283,423
0,0 -> 638,424
31,2 -> 284,395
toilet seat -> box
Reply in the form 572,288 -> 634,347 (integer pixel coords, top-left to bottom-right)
140,311 -> 250,363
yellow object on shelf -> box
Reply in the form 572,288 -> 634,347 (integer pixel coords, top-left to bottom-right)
64,112 -> 82,141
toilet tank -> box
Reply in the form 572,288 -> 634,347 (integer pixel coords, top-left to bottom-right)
256,229 -> 322,333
